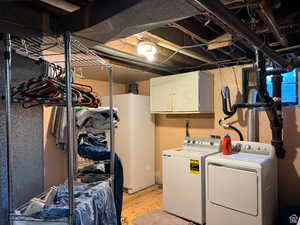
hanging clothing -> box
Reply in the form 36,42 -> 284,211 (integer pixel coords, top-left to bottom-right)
50,107 -> 119,151
50,106 -> 70,151
78,154 -> 124,225
30,181 -> 117,225
77,127 -> 123,225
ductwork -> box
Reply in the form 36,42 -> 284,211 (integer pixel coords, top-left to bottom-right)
186,0 -> 290,68
0,4 -> 51,37
92,44 -> 173,74
57,0 -> 199,45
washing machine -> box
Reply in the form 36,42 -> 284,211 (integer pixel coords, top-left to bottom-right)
205,141 -> 278,225
162,137 -> 221,224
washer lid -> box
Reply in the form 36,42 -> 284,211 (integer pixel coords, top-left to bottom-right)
207,152 -> 271,165
208,164 -> 258,216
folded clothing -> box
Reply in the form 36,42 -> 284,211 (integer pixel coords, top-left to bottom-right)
78,164 -> 106,175
76,107 -> 119,132
78,144 -> 109,161
30,182 -> 117,225
79,133 -> 107,147
78,133 -> 110,161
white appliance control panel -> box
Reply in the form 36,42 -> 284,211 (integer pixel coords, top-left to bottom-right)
183,137 -> 221,153
232,141 -> 274,156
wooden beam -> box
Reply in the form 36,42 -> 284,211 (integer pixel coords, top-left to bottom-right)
106,36 -> 201,67
144,32 -> 217,63
170,22 -> 237,59
170,22 -> 208,43
40,0 -> 79,12
208,33 -> 232,50
257,0 -> 288,46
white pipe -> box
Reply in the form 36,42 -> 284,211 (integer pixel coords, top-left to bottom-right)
248,89 -> 258,141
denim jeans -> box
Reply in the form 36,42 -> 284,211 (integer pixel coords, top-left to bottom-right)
31,182 -> 117,225
78,145 -> 109,161
78,154 -> 123,225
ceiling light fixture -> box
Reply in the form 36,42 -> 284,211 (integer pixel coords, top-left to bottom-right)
137,40 -> 157,61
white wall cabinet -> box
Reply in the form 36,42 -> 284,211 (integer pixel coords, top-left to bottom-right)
150,71 -> 213,113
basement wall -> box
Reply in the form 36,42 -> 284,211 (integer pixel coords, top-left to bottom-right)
138,65 -> 300,208
43,65 -> 300,208
0,53 -> 44,224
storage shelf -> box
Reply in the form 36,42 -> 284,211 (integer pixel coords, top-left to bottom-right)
11,36 -> 111,69
3,33 -> 115,225
10,190 -> 68,224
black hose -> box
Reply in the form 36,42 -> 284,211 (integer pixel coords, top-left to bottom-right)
228,125 -> 244,141
185,120 -> 190,137
218,117 -> 244,141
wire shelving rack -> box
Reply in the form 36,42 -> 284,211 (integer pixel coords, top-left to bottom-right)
3,32 -> 115,225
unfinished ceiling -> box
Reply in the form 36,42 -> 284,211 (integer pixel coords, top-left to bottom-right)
1,0 -> 300,76
76,64 -> 159,83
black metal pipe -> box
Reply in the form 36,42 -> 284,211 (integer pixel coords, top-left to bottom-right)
255,49 -> 285,158
221,86 -> 269,116
242,68 -> 250,103
271,74 -> 284,157
186,0 -> 289,68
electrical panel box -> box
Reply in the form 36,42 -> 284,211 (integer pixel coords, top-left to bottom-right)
150,71 -> 213,113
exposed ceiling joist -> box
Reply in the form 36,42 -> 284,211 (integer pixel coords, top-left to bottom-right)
144,32 -> 217,63
106,37 -> 199,67
187,0 -> 289,68
170,22 -> 208,43
224,0 -> 258,9
257,0 -> 289,46
207,33 -> 232,50
39,0 -> 79,12
170,22 -> 239,59
91,43 -> 173,74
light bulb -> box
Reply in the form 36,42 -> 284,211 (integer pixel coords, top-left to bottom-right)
146,54 -> 155,61
137,41 -> 157,61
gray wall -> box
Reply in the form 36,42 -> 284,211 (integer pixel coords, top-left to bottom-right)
0,52 -> 44,224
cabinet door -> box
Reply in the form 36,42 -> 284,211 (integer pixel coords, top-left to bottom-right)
172,72 -> 199,112
150,77 -> 173,112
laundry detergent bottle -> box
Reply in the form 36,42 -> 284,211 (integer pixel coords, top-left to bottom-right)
222,134 -> 232,155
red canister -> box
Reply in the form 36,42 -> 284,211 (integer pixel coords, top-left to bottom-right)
222,134 -> 232,155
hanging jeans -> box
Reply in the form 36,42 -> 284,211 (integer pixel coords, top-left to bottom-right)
78,154 -> 123,225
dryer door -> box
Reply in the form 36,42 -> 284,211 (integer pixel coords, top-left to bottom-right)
208,164 -> 258,216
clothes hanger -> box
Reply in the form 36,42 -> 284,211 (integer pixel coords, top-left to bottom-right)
12,62 -> 98,108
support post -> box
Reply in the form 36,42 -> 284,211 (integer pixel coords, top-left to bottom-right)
64,31 -> 75,225
108,66 -> 115,194
3,33 -> 13,225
